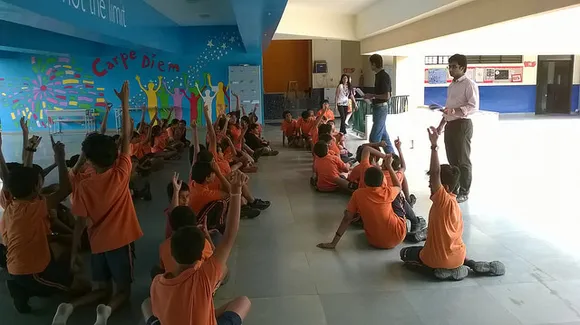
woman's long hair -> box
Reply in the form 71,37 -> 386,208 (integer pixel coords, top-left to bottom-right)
338,74 -> 352,91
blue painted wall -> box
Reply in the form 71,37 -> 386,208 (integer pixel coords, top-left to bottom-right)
425,85 -> 580,114
0,26 -> 262,132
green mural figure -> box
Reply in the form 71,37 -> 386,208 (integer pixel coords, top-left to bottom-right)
157,83 -> 171,119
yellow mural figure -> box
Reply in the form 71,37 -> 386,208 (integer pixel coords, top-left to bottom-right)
135,75 -> 163,119
207,74 -> 229,116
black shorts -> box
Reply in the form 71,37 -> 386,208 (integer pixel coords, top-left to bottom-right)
146,311 -> 242,325
9,256 -> 73,298
392,193 -> 406,218
91,243 -> 135,285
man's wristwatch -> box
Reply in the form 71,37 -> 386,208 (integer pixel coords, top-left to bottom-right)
431,145 -> 438,151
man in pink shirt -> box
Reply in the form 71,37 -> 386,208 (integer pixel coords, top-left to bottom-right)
436,54 -> 479,203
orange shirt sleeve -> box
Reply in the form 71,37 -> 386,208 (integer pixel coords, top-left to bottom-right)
200,256 -> 224,288
346,192 -> 359,214
333,155 -> 348,172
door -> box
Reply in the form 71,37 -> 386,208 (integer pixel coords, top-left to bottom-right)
535,55 -> 574,114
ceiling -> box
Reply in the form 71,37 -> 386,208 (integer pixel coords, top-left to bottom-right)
375,5 -> 580,55
287,0 -> 379,14
143,0 -> 237,26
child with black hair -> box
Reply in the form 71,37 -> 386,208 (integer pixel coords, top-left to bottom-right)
399,127 -> 505,281
147,170 -> 251,325
281,110 -> 299,147
245,123 -> 279,156
0,134 -> 90,314
297,110 -> 316,149
164,172 -> 191,239
312,141 -> 351,192
53,81 -> 144,325
203,106 -> 270,212
317,100 -> 335,121
317,157 -> 406,250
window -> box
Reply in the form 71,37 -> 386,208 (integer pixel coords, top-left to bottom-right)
466,55 -> 523,64
425,55 -> 523,65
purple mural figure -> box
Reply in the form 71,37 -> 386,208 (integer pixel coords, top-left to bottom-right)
163,81 -> 185,120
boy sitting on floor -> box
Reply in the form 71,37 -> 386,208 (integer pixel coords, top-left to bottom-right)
317,100 -> 335,121
52,81 -> 144,325
0,135 -> 90,313
399,127 -> 505,281
317,157 -> 406,250
146,171 -> 251,325
164,172 -> 191,239
281,110 -> 299,147
312,141 -> 351,192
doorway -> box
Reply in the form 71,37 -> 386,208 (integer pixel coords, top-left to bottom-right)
535,55 -> 574,114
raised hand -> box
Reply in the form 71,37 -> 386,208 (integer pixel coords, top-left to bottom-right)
105,102 -> 113,112
172,172 -> 182,191
191,120 -> 197,129
384,153 -> 393,166
114,80 -> 130,103
428,126 -> 439,145
19,116 -> 29,134
394,137 -> 401,149
229,170 -> 248,190
27,135 -> 42,150
50,135 -> 65,158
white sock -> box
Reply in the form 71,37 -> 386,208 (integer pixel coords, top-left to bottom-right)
52,303 -> 74,325
94,304 -> 112,325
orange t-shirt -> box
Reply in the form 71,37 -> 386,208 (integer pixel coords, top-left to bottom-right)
152,135 -> 167,153
211,149 -> 231,176
228,124 -> 243,150
317,109 -> 335,121
189,181 -> 223,215
300,118 -> 315,135
167,127 -> 175,139
347,164 -> 364,183
420,187 -> 466,269
70,153 -> 143,254
354,157 -> 389,189
329,141 -> 341,156
151,256 -> 223,325
2,197 -> 51,275
313,154 -> 347,192
347,185 -> 406,249
310,127 -> 319,145
281,119 -> 297,137
130,142 -> 143,158
384,170 -> 404,187
159,236 -> 213,274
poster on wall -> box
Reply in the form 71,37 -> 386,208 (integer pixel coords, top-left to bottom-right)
228,65 -> 263,123
424,66 -> 524,84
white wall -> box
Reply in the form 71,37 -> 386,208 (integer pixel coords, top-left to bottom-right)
341,41 -> 363,87
395,56 -> 425,109
312,40 -> 342,88
574,55 -> 580,84
275,3 -> 357,40
424,54 -> 538,88
356,0 -> 469,39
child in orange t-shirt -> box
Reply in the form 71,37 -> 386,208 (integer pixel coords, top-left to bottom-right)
399,127 -> 505,281
52,81 -> 144,324
164,173 -> 191,239
155,205 -> 217,278
146,171 -> 251,325
281,110 -> 299,147
317,100 -> 335,121
312,142 -> 350,192
317,162 -> 406,250
0,136 -> 89,314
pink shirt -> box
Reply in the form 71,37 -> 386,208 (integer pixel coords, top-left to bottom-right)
444,75 -> 479,122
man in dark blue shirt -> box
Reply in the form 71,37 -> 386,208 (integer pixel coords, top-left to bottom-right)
364,54 -> 394,153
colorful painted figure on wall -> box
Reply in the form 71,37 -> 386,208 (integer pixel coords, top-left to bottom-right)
184,74 -> 203,124
135,75 -> 163,119
208,74 -> 229,116
163,80 -> 185,120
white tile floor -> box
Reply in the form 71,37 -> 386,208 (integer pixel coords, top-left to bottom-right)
0,115 -> 580,325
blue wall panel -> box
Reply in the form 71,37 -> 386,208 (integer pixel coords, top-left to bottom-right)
425,85 -> 537,114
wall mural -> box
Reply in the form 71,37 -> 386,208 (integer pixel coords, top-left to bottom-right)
0,30 -> 257,131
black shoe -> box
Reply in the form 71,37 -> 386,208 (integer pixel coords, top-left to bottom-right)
310,177 -> 317,187
409,194 -> 417,207
250,198 -> 270,210
6,280 -> 31,314
410,216 -> 427,233
241,205 -> 261,219
405,227 -> 427,243
456,195 -> 468,203
434,266 -> 469,281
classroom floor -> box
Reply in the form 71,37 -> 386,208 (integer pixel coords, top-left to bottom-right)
1,116 -> 580,325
